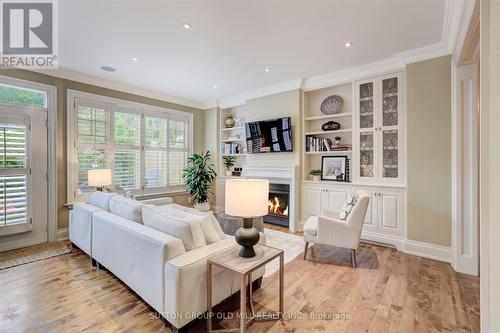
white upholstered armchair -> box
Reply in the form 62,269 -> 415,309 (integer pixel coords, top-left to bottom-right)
303,195 -> 370,267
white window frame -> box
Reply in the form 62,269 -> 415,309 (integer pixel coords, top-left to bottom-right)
67,90 -> 193,203
0,75 -> 57,243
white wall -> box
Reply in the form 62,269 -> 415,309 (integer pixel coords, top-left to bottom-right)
480,0 -> 500,331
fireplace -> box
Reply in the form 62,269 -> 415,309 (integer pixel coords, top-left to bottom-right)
264,183 -> 290,227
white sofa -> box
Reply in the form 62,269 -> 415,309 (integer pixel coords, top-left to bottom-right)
69,192 -> 265,332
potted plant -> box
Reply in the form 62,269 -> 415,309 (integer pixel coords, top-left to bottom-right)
182,151 -> 217,212
223,156 -> 236,176
310,169 -> 322,181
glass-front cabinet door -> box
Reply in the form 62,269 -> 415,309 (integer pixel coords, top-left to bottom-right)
355,73 -> 403,184
379,74 -> 402,182
357,80 -> 377,182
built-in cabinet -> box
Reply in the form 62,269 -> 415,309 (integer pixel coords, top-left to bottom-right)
300,71 -> 406,248
301,182 -> 405,247
355,73 -> 404,184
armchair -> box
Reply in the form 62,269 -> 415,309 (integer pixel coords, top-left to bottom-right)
303,195 -> 370,267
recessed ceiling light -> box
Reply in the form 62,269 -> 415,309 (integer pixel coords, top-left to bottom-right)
131,57 -> 138,62
183,23 -> 192,29
213,85 -> 217,89
344,41 -> 353,48
265,68 -> 271,72
100,65 -> 116,72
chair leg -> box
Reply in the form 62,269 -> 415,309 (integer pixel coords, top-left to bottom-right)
351,249 -> 357,268
303,242 -> 309,260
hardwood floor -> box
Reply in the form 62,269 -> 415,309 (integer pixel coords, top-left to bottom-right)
0,235 -> 479,333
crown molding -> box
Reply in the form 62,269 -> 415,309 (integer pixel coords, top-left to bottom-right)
30,68 -> 206,110
302,58 -> 405,91
219,78 -> 303,109
451,0 -> 477,62
394,43 -> 450,65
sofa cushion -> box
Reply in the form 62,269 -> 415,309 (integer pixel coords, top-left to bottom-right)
142,206 -> 206,251
89,192 -> 117,211
109,195 -> 146,223
159,204 -> 225,244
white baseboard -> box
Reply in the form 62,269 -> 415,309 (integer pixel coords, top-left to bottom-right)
57,228 -> 69,241
360,232 -> 452,264
402,239 -> 452,263
361,232 -> 406,250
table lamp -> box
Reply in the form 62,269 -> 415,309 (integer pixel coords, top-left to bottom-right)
225,179 -> 269,257
88,169 -> 112,192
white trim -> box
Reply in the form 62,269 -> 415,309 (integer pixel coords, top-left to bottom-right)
304,59 -> 404,91
403,239 -> 453,263
394,43 -> 450,65
31,68 -> 205,110
0,75 -> 57,245
219,79 -> 303,109
451,0 -> 476,60
57,227 -> 69,241
67,89 -> 193,203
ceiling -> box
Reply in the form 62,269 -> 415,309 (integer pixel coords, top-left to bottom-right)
59,0 -> 448,107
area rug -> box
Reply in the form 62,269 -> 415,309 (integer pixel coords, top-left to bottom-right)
263,228 -> 304,277
0,241 -> 73,270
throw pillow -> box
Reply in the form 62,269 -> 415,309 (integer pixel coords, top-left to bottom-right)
167,204 -> 225,243
339,192 -> 358,221
142,206 -> 206,251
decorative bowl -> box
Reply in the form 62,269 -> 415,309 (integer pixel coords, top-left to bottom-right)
321,95 -> 343,114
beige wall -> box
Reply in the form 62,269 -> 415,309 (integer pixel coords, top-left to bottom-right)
243,89 -> 301,166
406,56 -> 452,246
0,69 -> 205,229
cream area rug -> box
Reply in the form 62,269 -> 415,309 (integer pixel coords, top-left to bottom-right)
0,241 -> 73,270
263,228 -> 304,277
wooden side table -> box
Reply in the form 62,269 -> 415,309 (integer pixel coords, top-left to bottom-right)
207,244 -> 284,333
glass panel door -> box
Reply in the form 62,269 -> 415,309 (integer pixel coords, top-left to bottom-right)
381,76 -> 400,180
358,81 -> 376,180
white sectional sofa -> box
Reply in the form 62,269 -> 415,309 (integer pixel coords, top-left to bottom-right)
69,192 -> 265,332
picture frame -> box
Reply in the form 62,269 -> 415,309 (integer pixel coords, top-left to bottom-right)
321,156 -> 349,181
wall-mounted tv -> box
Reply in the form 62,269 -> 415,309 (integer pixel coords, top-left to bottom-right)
245,117 -> 293,153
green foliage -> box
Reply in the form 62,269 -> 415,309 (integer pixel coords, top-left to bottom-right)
0,85 -> 45,107
310,169 -> 322,176
182,151 -> 217,204
222,156 -> 236,170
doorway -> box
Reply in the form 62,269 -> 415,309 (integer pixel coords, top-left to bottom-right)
0,83 -> 50,252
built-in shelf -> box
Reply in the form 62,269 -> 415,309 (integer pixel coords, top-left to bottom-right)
221,126 -> 245,132
304,113 -> 352,121
304,129 -> 352,136
305,150 -> 352,155
221,139 -> 246,143
222,153 -> 247,157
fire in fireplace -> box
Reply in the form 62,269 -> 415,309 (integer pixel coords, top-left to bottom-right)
264,183 -> 290,227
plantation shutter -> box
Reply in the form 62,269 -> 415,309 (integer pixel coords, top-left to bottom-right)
74,98 -> 111,196
0,116 -> 29,228
114,108 -> 141,190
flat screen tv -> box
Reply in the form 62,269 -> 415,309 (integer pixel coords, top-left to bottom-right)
245,117 -> 293,153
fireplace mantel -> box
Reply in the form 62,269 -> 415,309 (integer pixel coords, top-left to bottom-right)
244,165 -> 299,232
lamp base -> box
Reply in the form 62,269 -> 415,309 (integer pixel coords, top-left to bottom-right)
235,218 -> 260,258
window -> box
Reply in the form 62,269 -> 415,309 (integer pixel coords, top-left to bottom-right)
0,84 -> 47,108
70,93 -> 192,201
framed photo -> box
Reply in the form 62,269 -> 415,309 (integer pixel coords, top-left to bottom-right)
321,156 -> 348,181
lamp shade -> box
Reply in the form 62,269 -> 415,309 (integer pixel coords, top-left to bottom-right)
88,169 -> 112,187
225,179 -> 269,218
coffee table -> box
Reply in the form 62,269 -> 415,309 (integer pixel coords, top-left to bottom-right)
207,244 -> 284,333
